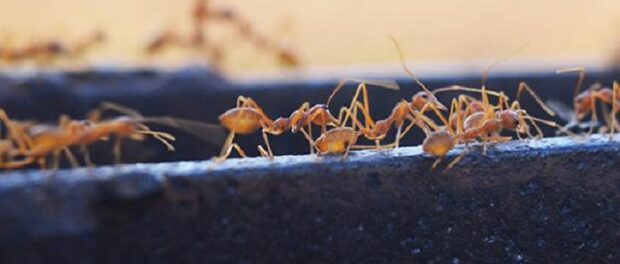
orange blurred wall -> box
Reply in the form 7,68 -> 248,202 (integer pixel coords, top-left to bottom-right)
1,0 -> 619,76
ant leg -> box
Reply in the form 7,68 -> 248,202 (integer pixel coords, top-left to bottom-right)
431,158 -> 443,170
37,157 -> 48,170
516,82 -> 556,116
356,83 -> 374,127
261,130 -> 274,159
433,85 -> 504,97
527,116 -> 545,139
63,148 -> 80,168
215,143 -> 247,163
444,151 -> 467,173
527,115 -> 578,137
2,159 -> 35,169
488,135 -> 513,143
428,104 -> 449,129
611,82 -> 618,140
418,115 -> 440,132
340,103 -> 368,130
51,150 -> 62,170
97,102 -> 143,118
342,139 -> 355,160
399,118 -> 420,141
482,136 -> 490,155
113,137 -> 123,164
81,145 -> 95,167
229,144 -> 248,158
480,85 -> 495,119
308,124 -> 315,154
393,125 -> 403,148
218,132 -> 235,158
298,128 -> 317,154
136,128 -> 176,151
257,145 -> 270,158
587,93 -> 597,136
0,110 -> 32,153
306,124 -> 315,154
556,67 -> 586,98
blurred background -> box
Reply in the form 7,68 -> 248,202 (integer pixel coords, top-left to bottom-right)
0,0 -> 619,78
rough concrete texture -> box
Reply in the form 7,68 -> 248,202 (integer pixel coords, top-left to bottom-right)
1,135 -> 619,263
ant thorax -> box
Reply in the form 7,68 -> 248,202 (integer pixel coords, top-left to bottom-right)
411,92 -> 429,110
574,92 -> 594,117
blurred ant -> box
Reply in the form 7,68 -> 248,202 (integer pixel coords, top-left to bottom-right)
145,29 -> 183,55
146,0 -> 301,70
79,103 -> 177,165
554,67 -> 620,137
0,29 -> 106,66
0,113 -> 86,169
0,103 -> 178,169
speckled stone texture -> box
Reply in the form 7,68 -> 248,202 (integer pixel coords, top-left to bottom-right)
0,135 -> 619,263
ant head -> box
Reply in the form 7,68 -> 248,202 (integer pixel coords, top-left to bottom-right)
411,92 -> 447,111
497,110 -> 520,131
422,130 -> 456,158
362,120 -> 392,140
573,91 -> 593,119
112,116 -> 139,135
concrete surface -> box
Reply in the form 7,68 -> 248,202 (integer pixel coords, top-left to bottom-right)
0,135 -> 619,263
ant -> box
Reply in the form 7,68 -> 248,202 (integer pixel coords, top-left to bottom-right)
0,29 -> 106,66
0,113 -> 88,169
0,103 -> 177,169
146,0 -> 300,70
328,37 -> 449,150
451,81 -> 563,156
413,98 -> 465,171
259,79 -> 397,155
555,67 -> 620,137
77,103 -> 177,165
421,82 -> 562,171
145,29 -> 183,56
216,96 -> 277,161
306,97 -> 365,158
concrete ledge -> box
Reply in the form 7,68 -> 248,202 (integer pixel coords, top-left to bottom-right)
1,135 -> 619,263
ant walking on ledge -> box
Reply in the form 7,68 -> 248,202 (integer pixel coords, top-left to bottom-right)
554,67 -> 620,139
0,102 -> 235,170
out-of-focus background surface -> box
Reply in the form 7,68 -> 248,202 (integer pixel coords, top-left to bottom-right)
1,0 -> 619,77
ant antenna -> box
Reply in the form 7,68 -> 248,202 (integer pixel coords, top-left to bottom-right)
388,35 -> 432,95
326,78 -> 398,107
326,79 -> 347,107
